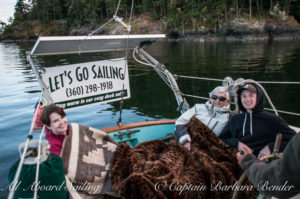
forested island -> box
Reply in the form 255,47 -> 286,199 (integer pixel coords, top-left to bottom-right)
1,0 -> 300,41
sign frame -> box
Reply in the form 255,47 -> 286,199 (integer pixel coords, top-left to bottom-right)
40,58 -> 130,109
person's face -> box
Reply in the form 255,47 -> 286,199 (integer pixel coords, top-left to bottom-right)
210,91 -> 229,108
47,112 -> 68,135
240,90 -> 257,112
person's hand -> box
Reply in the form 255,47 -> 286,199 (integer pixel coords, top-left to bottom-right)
238,142 -> 253,153
236,142 -> 253,165
258,145 -> 271,159
183,141 -> 191,151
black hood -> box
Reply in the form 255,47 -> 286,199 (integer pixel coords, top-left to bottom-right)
237,83 -> 265,113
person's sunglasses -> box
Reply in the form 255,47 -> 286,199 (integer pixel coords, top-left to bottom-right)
211,95 -> 227,101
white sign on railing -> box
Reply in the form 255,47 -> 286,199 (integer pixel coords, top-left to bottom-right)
41,58 -> 130,109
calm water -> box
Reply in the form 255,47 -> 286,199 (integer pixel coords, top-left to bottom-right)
0,40 -> 300,197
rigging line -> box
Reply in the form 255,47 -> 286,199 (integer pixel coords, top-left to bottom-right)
159,72 -> 172,87
157,72 -> 172,88
133,49 -> 172,87
133,47 -> 172,88
182,93 -> 209,100
125,0 -> 134,58
8,94 -> 43,199
89,0 -> 122,36
118,0 -> 133,126
175,75 -> 300,85
134,48 -> 167,79
174,75 -> 224,82
129,67 -> 152,71
133,47 -> 156,67
129,72 -> 150,77
256,81 -> 300,85
183,93 -> 300,117
116,60 -> 128,126
264,108 -> 300,117
117,84 -> 125,126
132,47 -> 174,89
183,94 -> 238,106
88,18 -> 114,36
128,0 -> 134,25
152,66 -> 172,86
34,126 -> 45,199
114,0 -> 122,17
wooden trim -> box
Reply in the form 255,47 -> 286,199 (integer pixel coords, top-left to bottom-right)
101,120 -> 176,133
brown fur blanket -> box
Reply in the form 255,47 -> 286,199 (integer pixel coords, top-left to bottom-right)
110,118 -> 258,199
61,123 -> 118,196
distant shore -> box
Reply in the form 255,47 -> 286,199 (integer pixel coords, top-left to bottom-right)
171,18 -> 300,42
1,16 -> 300,42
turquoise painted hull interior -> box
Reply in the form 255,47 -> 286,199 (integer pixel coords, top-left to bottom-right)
108,123 -> 175,147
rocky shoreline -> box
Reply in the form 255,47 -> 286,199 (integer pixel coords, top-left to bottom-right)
1,17 -> 300,42
169,18 -> 300,41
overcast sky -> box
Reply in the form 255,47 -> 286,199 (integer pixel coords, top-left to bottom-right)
0,0 -> 17,24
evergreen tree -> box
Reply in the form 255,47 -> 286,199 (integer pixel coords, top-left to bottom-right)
4,0 -> 300,36
14,0 -> 30,24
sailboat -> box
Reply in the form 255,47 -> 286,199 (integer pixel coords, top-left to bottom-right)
7,1 -> 300,199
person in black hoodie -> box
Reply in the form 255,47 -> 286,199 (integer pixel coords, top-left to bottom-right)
219,83 -> 296,157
